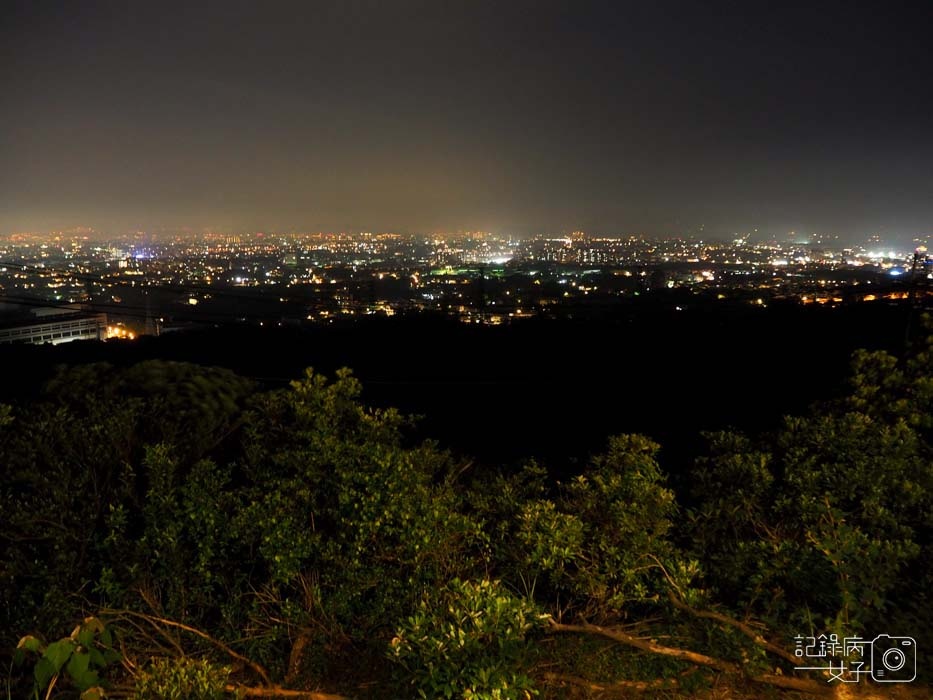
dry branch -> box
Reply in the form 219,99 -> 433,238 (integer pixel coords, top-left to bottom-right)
226,685 -> 349,700
754,674 -> 834,694
543,672 -> 679,693
666,591 -> 799,666
103,609 -> 273,687
549,619 -> 739,673
548,619 -> 831,696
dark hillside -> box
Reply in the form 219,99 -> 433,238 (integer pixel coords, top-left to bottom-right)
0,302 -> 911,471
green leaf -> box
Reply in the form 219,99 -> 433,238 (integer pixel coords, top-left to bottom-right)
74,669 -> 101,691
77,627 -> 94,649
44,639 -> 76,673
82,616 -> 106,634
17,635 -> 44,653
34,656 -> 56,689
88,647 -> 106,668
80,687 -> 105,700
67,651 -> 91,682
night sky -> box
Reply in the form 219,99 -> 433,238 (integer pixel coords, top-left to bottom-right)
2,0 -> 932,242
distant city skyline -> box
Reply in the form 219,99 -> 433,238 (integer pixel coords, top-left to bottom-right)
2,1 -> 932,244
3,222 -> 928,337
2,226 -> 929,250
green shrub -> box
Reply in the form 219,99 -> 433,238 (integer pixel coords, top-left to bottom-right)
133,657 -> 229,700
389,578 -> 545,700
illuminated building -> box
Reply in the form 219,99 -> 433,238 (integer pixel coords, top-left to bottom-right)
0,308 -> 107,345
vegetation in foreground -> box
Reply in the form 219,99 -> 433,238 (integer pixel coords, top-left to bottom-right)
1,330 -> 931,699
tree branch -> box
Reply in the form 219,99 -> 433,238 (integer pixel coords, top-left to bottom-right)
226,685 -> 349,699
119,613 -> 185,657
754,674 -> 834,694
665,591 -> 800,666
547,619 -> 831,696
103,609 -> 272,687
549,619 -> 739,673
543,672 -> 678,693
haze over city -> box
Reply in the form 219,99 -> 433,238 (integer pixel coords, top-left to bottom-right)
2,0 -> 933,243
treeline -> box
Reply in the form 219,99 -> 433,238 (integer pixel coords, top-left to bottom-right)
1,333 -> 931,699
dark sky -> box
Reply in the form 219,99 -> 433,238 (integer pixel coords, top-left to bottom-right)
2,0 -> 932,242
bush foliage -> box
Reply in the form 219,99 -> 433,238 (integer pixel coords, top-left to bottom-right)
1,336 -> 930,697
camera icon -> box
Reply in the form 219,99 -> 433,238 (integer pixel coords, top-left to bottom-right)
870,635 -> 916,682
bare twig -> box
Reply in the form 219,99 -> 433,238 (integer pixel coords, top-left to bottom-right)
109,613 -> 182,657
103,609 -> 272,687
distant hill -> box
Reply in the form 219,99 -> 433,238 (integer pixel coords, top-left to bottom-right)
0,302 -> 913,472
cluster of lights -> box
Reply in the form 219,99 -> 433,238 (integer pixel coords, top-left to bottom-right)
106,325 -> 135,340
